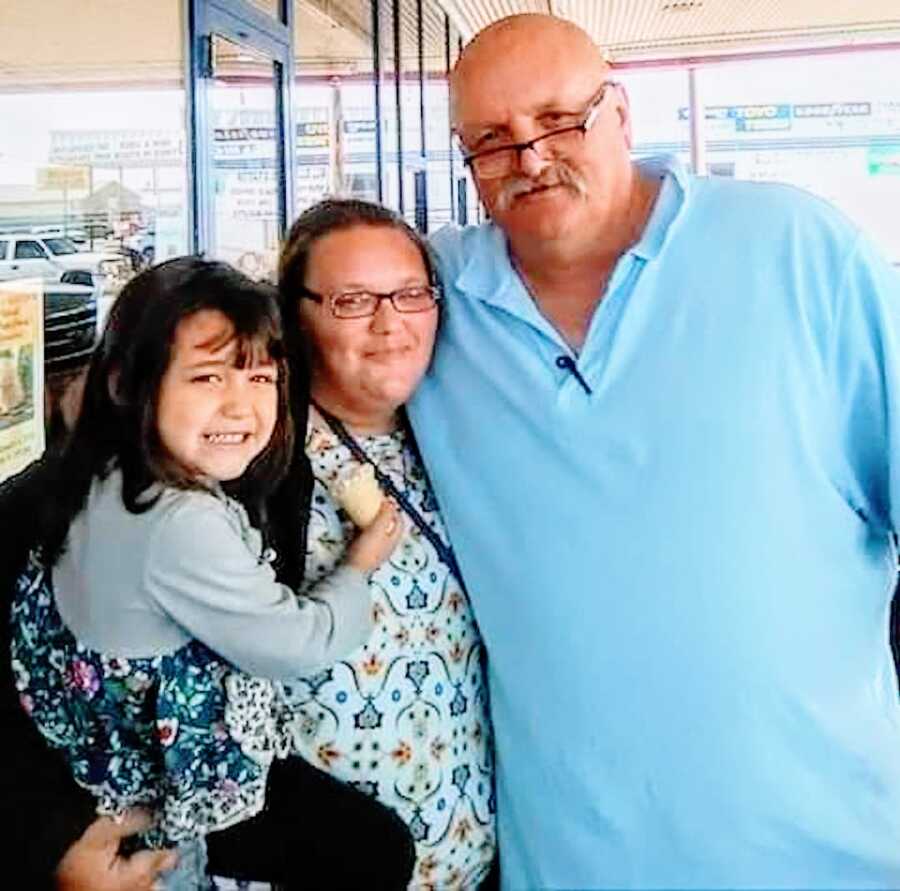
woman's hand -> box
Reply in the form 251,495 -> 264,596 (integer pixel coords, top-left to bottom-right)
345,499 -> 404,572
56,811 -> 177,891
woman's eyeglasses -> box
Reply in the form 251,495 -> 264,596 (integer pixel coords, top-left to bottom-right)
299,285 -> 441,319
460,80 -> 619,180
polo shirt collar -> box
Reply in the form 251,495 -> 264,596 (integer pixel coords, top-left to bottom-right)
451,154 -> 689,313
454,223 -> 533,316
630,154 -> 689,261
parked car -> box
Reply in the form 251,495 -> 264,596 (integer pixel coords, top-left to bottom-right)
40,281 -> 99,445
31,226 -> 89,246
124,228 -> 155,266
0,233 -> 131,295
44,282 -> 98,373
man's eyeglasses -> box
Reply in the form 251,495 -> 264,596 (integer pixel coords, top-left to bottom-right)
299,285 -> 441,319
460,80 -> 619,180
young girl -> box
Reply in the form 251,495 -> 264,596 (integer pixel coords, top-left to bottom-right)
9,257 -> 413,889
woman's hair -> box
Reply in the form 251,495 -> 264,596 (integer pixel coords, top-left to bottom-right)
278,199 -> 439,314
41,256 -> 295,562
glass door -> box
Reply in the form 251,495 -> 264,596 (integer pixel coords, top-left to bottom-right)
191,0 -> 293,280
208,36 -> 280,280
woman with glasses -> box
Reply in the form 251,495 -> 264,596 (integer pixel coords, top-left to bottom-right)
0,199 -> 495,891
266,199 -> 497,890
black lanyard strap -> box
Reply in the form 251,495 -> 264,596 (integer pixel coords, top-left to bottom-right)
312,402 -> 464,585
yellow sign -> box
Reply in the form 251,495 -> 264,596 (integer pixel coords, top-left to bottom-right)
36,166 -> 89,191
0,279 -> 44,482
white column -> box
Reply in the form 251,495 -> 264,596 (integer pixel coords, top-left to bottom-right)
688,66 -> 706,176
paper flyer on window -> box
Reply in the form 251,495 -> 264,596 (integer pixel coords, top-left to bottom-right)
0,278 -> 44,483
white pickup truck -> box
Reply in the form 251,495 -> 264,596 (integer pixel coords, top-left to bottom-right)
0,232 -> 131,295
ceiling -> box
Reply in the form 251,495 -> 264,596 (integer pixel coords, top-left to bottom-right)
440,0 -> 900,62
2,0 -> 899,91
0,0 -> 444,87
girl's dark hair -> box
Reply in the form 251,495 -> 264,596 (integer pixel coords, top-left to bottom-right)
278,199 -> 439,316
42,256 -> 295,563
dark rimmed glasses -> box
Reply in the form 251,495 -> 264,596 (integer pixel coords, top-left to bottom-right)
299,285 -> 441,319
460,80 -> 620,180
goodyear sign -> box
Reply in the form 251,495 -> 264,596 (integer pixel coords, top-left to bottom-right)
794,102 -> 871,118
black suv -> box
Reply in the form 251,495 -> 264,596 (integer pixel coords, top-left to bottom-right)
42,282 -> 99,444
44,282 -> 98,373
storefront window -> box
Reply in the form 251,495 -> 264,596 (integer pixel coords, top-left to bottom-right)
448,24 -> 478,225
423,2 -> 451,232
293,0 -> 378,213
0,0 -> 189,468
208,36 -> 281,281
398,0 -> 423,228
699,51 -> 900,262
617,67 -> 691,168
379,0 -> 402,211
0,2 -> 189,288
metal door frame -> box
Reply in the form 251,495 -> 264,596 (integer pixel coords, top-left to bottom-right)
185,0 -> 296,255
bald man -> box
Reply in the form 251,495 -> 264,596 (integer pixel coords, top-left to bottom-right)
408,13 -> 900,890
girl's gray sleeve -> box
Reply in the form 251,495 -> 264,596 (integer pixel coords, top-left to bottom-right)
144,498 -> 373,680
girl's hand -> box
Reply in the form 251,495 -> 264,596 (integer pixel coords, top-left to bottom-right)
345,500 -> 403,572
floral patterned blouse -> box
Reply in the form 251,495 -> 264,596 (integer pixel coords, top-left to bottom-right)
281,418 -> 496,889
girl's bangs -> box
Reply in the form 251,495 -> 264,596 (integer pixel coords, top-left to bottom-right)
232,329 -> 284,368
213,284 -> 286,368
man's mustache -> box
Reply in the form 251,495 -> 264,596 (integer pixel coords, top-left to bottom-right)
495,162 -> 589,211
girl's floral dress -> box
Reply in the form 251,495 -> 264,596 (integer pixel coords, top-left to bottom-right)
10,551 -> 292,849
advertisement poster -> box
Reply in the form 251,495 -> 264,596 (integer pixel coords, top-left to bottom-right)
0,279 -> 44,482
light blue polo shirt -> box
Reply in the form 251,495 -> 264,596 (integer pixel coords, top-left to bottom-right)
409,156 -> 900,890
